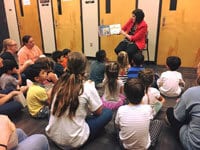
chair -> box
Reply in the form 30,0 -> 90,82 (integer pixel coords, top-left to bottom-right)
140,34 -> 150,62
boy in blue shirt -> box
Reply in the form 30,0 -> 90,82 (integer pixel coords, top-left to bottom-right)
127,53 -> 144,78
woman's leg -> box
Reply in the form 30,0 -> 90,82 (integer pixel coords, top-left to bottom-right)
15,130 -> 49,150
115,41 -> 128,54
126,43 -> 139,64
86,108 -> 112,141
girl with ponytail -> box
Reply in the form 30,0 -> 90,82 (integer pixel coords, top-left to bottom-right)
46,52 -> 112,149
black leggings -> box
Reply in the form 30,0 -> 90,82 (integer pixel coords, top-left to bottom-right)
115,40 -> 139,64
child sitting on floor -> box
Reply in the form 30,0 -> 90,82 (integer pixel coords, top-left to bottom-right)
89,50 -> 107,87
101,62 -> 126,110
115,78 -> 162,149
157,56 -> 185,97
0,59 -> 28,93
35,57 -> 58,90
117,51 -> 130,85
138,69 -> 165,117
24,63 -> 50,118
127,53 -> 144,79
61,48 -> 71,68
52,51 -> 65,78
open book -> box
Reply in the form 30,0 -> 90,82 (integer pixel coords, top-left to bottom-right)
99,24 -> 121,36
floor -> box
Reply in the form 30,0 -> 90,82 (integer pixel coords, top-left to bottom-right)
11,63 -> 197,150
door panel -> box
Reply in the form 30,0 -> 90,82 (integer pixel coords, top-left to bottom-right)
99,0 -> 136,61
15,0 -> 43,50
0,0 -> 9,50
157,0 -> 200,67
52,0 -> 82,52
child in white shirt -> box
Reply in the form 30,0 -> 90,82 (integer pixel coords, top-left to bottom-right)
138,69 -> 165,117
115,78 -> 153,149
157,56 -> 185,97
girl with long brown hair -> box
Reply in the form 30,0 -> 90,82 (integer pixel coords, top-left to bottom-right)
46,52 -> 112,149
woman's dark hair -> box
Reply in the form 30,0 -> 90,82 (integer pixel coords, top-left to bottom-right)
124,78 -> 145,104
51,52 -> 87,119
132,9 -> 145,23
22,35 -> 32,45
105,62 -> 120,96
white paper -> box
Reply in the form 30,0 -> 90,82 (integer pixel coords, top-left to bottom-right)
23,0 -> 31,5
109,24 -> 121,35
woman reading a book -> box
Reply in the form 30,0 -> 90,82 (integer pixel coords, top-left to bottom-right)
115,9 -> 147,64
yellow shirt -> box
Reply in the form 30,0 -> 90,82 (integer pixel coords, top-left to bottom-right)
27,84 -> 48,116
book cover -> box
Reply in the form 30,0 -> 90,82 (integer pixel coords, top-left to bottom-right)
98,24 -> 121,36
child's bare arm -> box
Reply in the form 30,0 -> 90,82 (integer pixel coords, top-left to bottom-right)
179,79 -> 185,87
157,95 -> 165,104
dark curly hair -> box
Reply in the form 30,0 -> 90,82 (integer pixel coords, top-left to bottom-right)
166,56 -> 181,71
132,9 -> 145,23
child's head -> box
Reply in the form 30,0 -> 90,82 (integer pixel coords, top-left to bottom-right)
51,52 -> 87,118
67,52 -> 87,75
166,56 -> 181,71
132,53 -> 144,67
62,49 -> 71,57
2,39 -> 18,54
96,50 -> 106,62
35,57 -> 55,72
24,63 -> 47,83
106,62 -> 120,80
2,59 -> 18,74
124,78 -> 145,104
52,51 -> 64,63
138,69 -> 154,91
105,62 -> 120,94
117,51 -> 129,68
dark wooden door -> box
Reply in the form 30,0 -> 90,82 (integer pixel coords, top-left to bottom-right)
0,0 -> 9,51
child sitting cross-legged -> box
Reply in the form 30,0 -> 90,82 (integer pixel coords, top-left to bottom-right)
127,53 -> 144,79
45,52 -> 112,149
24,63 -> 50,118
115,78 -> 163,149
0,59 -> 28,93
117,51 -> 130,85
52,51 -> 65,78
101,62 -> 126,110
157,56 -> 185,97
138,69 -> 165,117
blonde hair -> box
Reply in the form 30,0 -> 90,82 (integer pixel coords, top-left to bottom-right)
117,51 -> 129,69
1,39 -> 15,54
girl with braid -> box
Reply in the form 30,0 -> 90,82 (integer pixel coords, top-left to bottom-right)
46,52 -> 112,149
